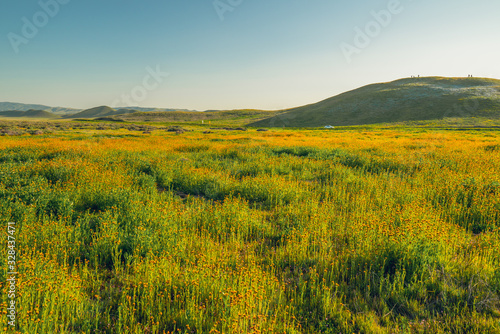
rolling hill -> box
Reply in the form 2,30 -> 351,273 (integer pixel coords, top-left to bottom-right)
0,109 -> 59,118
112,109 -> 279,126
0,102 -> 80,115
248,77 -> 500,127
64,106 -> 138,119
117,107 -> 199,112
0,103 -> 196,116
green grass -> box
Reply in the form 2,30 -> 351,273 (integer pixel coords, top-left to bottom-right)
0,125 -> 499,333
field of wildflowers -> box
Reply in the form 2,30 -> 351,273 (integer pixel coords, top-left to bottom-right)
1,125 -> 499,333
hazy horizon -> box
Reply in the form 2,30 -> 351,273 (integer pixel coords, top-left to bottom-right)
1,0 -> 499,110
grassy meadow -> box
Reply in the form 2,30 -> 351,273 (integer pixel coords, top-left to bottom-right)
1,124 -> 500,333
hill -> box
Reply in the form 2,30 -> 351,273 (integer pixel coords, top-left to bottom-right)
64,106 -> 138,119
0,102 -> 198,115
0,109 -> 59,118
117,107 -> 199,112
113,109 -> 278,126
0,102 -> 80,115
248,77 -> 500,127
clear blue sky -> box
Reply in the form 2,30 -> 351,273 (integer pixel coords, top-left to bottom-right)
1,0 -> 499,110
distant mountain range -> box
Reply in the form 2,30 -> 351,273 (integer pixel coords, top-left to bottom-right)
0,102 -> 199,116
0,102 -> 81,115
0,103 -> 201,120
0,109 -> 59,118
3,77 -> 500,127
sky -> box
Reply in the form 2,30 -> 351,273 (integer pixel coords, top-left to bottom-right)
1,0 -> 499,111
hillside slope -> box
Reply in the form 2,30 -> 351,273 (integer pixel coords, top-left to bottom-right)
248,77 -> 500,127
